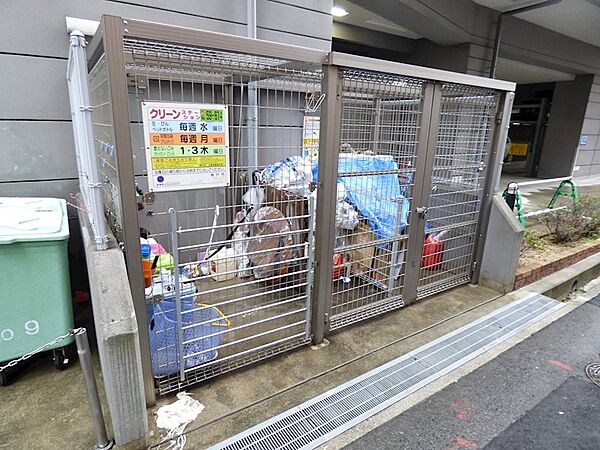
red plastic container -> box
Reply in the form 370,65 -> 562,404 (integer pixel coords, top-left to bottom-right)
332,253 -> 345,279
421,233 -> 443,270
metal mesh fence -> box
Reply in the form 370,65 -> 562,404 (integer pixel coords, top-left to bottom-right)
123,37 -> 322,394
417,84 -> 498,298
329,68 -> 424,330
89,55 -> 123,241
86,19 -> 512,395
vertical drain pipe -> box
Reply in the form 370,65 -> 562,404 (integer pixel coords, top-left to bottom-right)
489,0 -> 562,78
246,0 -> 259,187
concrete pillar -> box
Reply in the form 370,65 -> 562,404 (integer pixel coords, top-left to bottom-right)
538,75 -> 593,178
574,75 -> 600,178
479,195 -> 524,293
79,210 -> 148,448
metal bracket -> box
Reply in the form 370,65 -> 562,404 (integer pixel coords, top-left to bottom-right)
306,91 -> 326,112
79,105 -> 93,112
127,74 -> 148,91
144,192 -> 156,205
416,206 -> 429,215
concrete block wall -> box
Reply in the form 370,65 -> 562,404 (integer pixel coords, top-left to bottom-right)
0,0 -> 332,290
575,75 -> 600,177
0,0 -> 332,201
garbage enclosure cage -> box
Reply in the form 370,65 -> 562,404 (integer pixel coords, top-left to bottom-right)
87,16 -> 514,398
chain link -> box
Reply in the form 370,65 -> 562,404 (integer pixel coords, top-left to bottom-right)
0,327 -> 86,373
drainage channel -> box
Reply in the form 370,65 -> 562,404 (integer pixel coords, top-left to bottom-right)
209,293 -> 563,450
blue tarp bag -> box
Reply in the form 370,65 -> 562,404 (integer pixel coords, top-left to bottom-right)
312,155 -> 410,240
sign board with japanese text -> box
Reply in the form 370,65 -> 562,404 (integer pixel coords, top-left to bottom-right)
141,102 -> 230,192
302,115 -> 320,158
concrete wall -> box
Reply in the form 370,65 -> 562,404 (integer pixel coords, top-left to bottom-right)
575,75 -> 600,177
0,0 -> 332,289
408,41 -> 470,73
0,0 -> 332,198
538,75 -> 593,178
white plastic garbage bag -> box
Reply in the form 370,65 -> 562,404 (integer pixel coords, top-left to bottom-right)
232,210 -> 251,278
336,201 -> 359,230
155,392 -> 204,450
242,186 -> 265,213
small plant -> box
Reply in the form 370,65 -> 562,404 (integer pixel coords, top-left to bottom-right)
578,195 -> 600,236
541,208 -> 587,243
540,195 -> 600,244
522,230 -> 547,253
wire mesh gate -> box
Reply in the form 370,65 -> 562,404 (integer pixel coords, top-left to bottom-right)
86,17 -> 514,397
126,39 -> 321,394
318,62 -> 502,331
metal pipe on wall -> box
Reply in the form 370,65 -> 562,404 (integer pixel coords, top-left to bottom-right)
247,0 -> 259,186
489,0 -> 562,79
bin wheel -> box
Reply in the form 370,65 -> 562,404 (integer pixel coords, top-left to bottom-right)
53,348 -> 70,371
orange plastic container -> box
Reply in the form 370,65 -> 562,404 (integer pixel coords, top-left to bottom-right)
142,258 -> 154,288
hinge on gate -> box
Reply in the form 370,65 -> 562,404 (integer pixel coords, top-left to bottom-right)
79,105 -> 93,112
495,108 -> 503,124
472,260 -> 478,273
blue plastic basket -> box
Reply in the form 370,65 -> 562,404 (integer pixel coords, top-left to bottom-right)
148,299 -> 229,377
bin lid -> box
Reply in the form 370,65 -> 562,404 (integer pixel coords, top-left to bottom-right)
0,197 -> 69,243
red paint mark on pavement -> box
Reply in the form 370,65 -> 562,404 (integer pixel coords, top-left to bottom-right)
447,436 -> 478,449
450,397 -> 475,420
548,359 -> 574,372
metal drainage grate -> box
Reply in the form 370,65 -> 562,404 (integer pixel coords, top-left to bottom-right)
210,293 -> 563,450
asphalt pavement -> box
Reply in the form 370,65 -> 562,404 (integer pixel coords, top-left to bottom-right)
344,295 -> 600,450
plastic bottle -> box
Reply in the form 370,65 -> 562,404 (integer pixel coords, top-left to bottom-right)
141,244 -> 153,288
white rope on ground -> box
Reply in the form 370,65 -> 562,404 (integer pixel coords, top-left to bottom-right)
155,392 -> 205,450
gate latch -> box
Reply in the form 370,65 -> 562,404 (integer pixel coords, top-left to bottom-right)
416,206 -> 429,216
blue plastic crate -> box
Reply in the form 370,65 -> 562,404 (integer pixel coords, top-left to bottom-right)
148,298 -> 229,377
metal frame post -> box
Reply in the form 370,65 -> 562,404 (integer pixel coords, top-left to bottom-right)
99,15 -> 156,406
387,197 -> 404,297
305,194 -> 316,340
311,63 -> 342,344
75,329 -> 114,450
472,91 -> 515,283
68,31 -> 109,251
169,208 -> 186,382
402,83 -> 443,305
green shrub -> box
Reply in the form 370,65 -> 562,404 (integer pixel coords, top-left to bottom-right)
578,195 -> 600,236
541,195 -> 600,243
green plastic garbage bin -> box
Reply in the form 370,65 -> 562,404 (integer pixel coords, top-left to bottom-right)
0,197 -> 74,370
